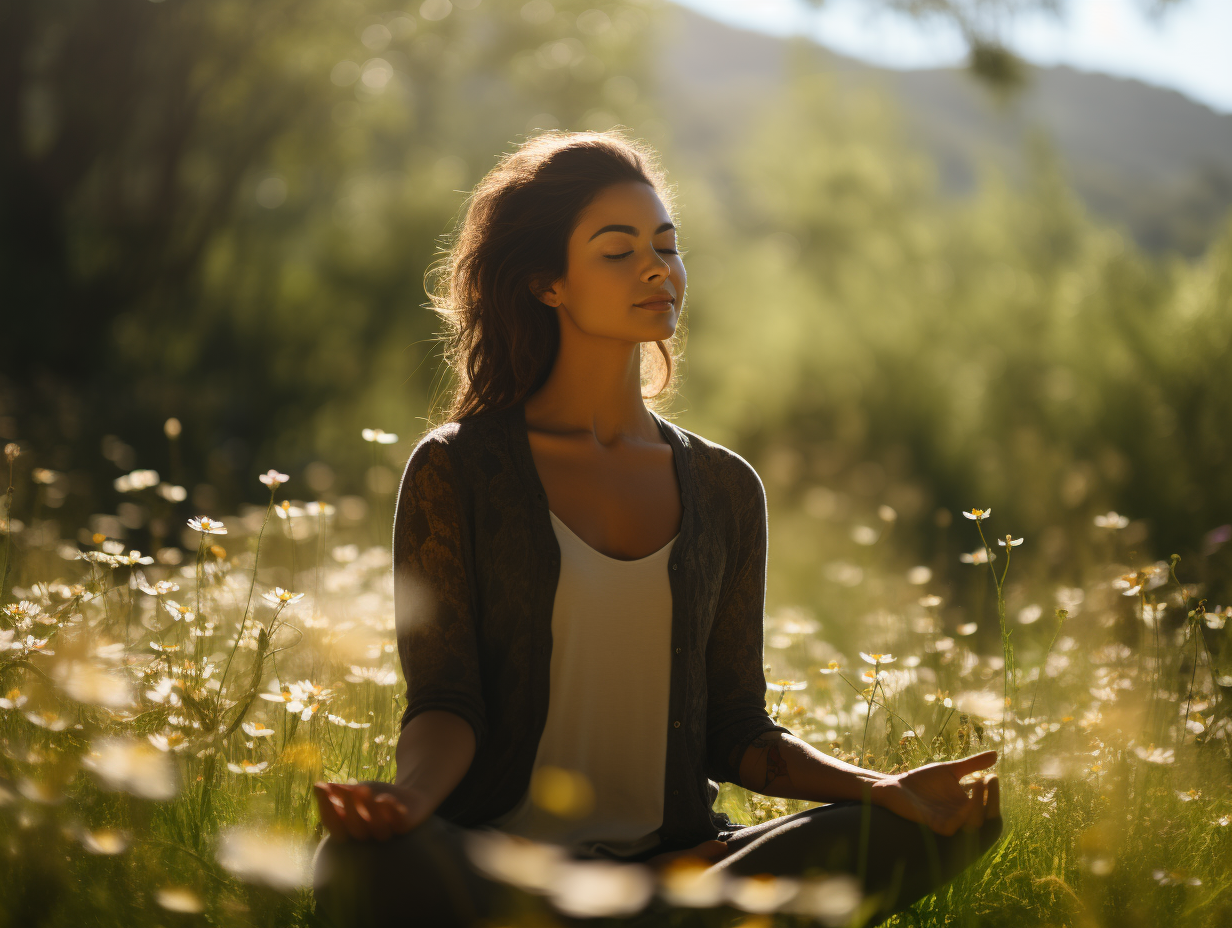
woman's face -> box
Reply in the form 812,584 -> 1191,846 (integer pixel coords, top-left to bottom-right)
536,180 -> 684,344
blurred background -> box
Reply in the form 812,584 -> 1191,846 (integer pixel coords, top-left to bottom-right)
3,0 -> 1231,634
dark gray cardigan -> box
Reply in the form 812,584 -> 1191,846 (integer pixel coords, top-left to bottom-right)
392,400 -> 788,848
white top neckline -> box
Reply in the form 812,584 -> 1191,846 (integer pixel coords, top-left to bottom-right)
548,509 -> 679,564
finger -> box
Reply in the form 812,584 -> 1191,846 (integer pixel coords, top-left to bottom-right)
964,779 -> 988,832
355,789 -> 393,842
985,774 -> 1001,820
373,794 -> 412,836
337,785 -> 373,841
314,783 -> 349,839
948,750 -> 998,778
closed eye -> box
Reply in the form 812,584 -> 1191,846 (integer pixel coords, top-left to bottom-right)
604,249 -> 679,259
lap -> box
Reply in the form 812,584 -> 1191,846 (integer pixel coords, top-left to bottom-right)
709,800 -> 1004,922
312,785 -> 495,928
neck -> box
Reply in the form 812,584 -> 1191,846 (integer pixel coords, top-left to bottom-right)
523,316 -> 659,445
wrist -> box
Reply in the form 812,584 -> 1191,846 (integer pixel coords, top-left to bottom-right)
868,773 -> 901,806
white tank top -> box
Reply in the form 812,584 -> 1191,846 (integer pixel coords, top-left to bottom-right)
492,509 -> 677,858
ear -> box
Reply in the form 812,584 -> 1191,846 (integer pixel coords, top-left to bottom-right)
531,276 -> 563,308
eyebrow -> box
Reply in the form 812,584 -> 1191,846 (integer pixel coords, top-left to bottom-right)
587,221 -> 675,242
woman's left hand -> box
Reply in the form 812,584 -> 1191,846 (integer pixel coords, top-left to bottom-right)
869,749 -> 999,837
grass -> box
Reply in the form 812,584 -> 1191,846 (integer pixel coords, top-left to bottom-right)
0,437 -> 1229,928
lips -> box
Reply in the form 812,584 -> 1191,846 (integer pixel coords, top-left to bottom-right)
636,294 -> 676,309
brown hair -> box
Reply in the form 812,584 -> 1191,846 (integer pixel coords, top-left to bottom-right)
426,129 -> 683,423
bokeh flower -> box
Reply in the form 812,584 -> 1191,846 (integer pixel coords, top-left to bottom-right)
187,516 -> 227,535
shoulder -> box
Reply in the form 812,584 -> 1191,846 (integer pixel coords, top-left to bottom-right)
658,418 -> 766,507
398,409 -> 511,498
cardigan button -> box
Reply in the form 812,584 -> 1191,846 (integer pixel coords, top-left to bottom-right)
673,720 -> 681,728
674,647 -> 682,655
671,563 -> 677,571
672,789 -> 679,797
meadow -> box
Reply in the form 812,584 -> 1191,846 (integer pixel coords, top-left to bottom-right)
2,426 -> 1229,928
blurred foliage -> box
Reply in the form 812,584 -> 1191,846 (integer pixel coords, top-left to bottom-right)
672,69 -> 1232,593
2,0 -> 661,526
0,0 -> 1229,587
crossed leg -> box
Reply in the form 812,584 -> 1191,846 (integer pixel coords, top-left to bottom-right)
709,799 -> 1005,925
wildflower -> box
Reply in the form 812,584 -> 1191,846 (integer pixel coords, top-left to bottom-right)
242,721 -> 276,738
766,680 -> 808,692
1176,789 -> 1201,802
305,501 -> 336,517
1018,604 -> 1043,625
326,713 -> 372,729
32,468 -> 60,485
144,677 -> 180,705
959,548 -> 995,564
259,469 -> 290,489
0,687 -> 28,710
259,679 -> 331,720
819,660 -> 841,675
859,652 -> 896,665
954,690 -> 1003,719
137,577 -> 180,596
962,508 -> 991,521
344,666 -> 399,685
162,600 -> 196,622
1133,744 -> 1175,765
115,550 -> 154,566
725,873 -> 800,914
24,708 -> 69,731
80,828 -> 129,855
82,736 -> 178,800
3,600 -> 42,626
226,760 -> 270,775
1094,511 -> 1129,529
262,587 -> 305,606
659,856 -> 725,907
997,535 -> 1024,547
217,826 -> 313,891
147,731 -> 190,753
332,544 -> 359,563
275,501 -> 305,520
361,428 -> 399,444
113,470 -> 160,493
187,516 -> 227,535
156,887 -> 203,914
156,483 -> 187,503
1214,815 -> 1231,827
4,443 -> 21,463
1152,869 -> 1201,887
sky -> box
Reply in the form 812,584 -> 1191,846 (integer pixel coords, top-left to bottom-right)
672,0 -> 1232,114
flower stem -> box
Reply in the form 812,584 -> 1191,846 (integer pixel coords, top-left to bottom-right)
220,492 -> 276,703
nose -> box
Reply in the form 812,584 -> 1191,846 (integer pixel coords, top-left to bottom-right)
641,247 -> 670,283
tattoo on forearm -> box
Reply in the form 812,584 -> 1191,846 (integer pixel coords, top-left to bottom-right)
748,734 -> 791,792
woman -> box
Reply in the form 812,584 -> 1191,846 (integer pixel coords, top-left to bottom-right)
312,130 -> 1003,927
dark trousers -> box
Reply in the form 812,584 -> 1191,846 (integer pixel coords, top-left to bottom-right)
312,782 -> 1004,927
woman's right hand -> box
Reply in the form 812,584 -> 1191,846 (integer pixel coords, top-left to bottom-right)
313,782 -> 431,841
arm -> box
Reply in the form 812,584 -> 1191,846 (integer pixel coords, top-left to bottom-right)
315,710 -> 475,842
738,731 -> 888,803
740,732 -> 1002,836
392,709 -> 476,809
703,456 -> 793,782
316,433 -> 485,841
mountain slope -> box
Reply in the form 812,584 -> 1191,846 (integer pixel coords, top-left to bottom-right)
656,5 -> 1232,255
